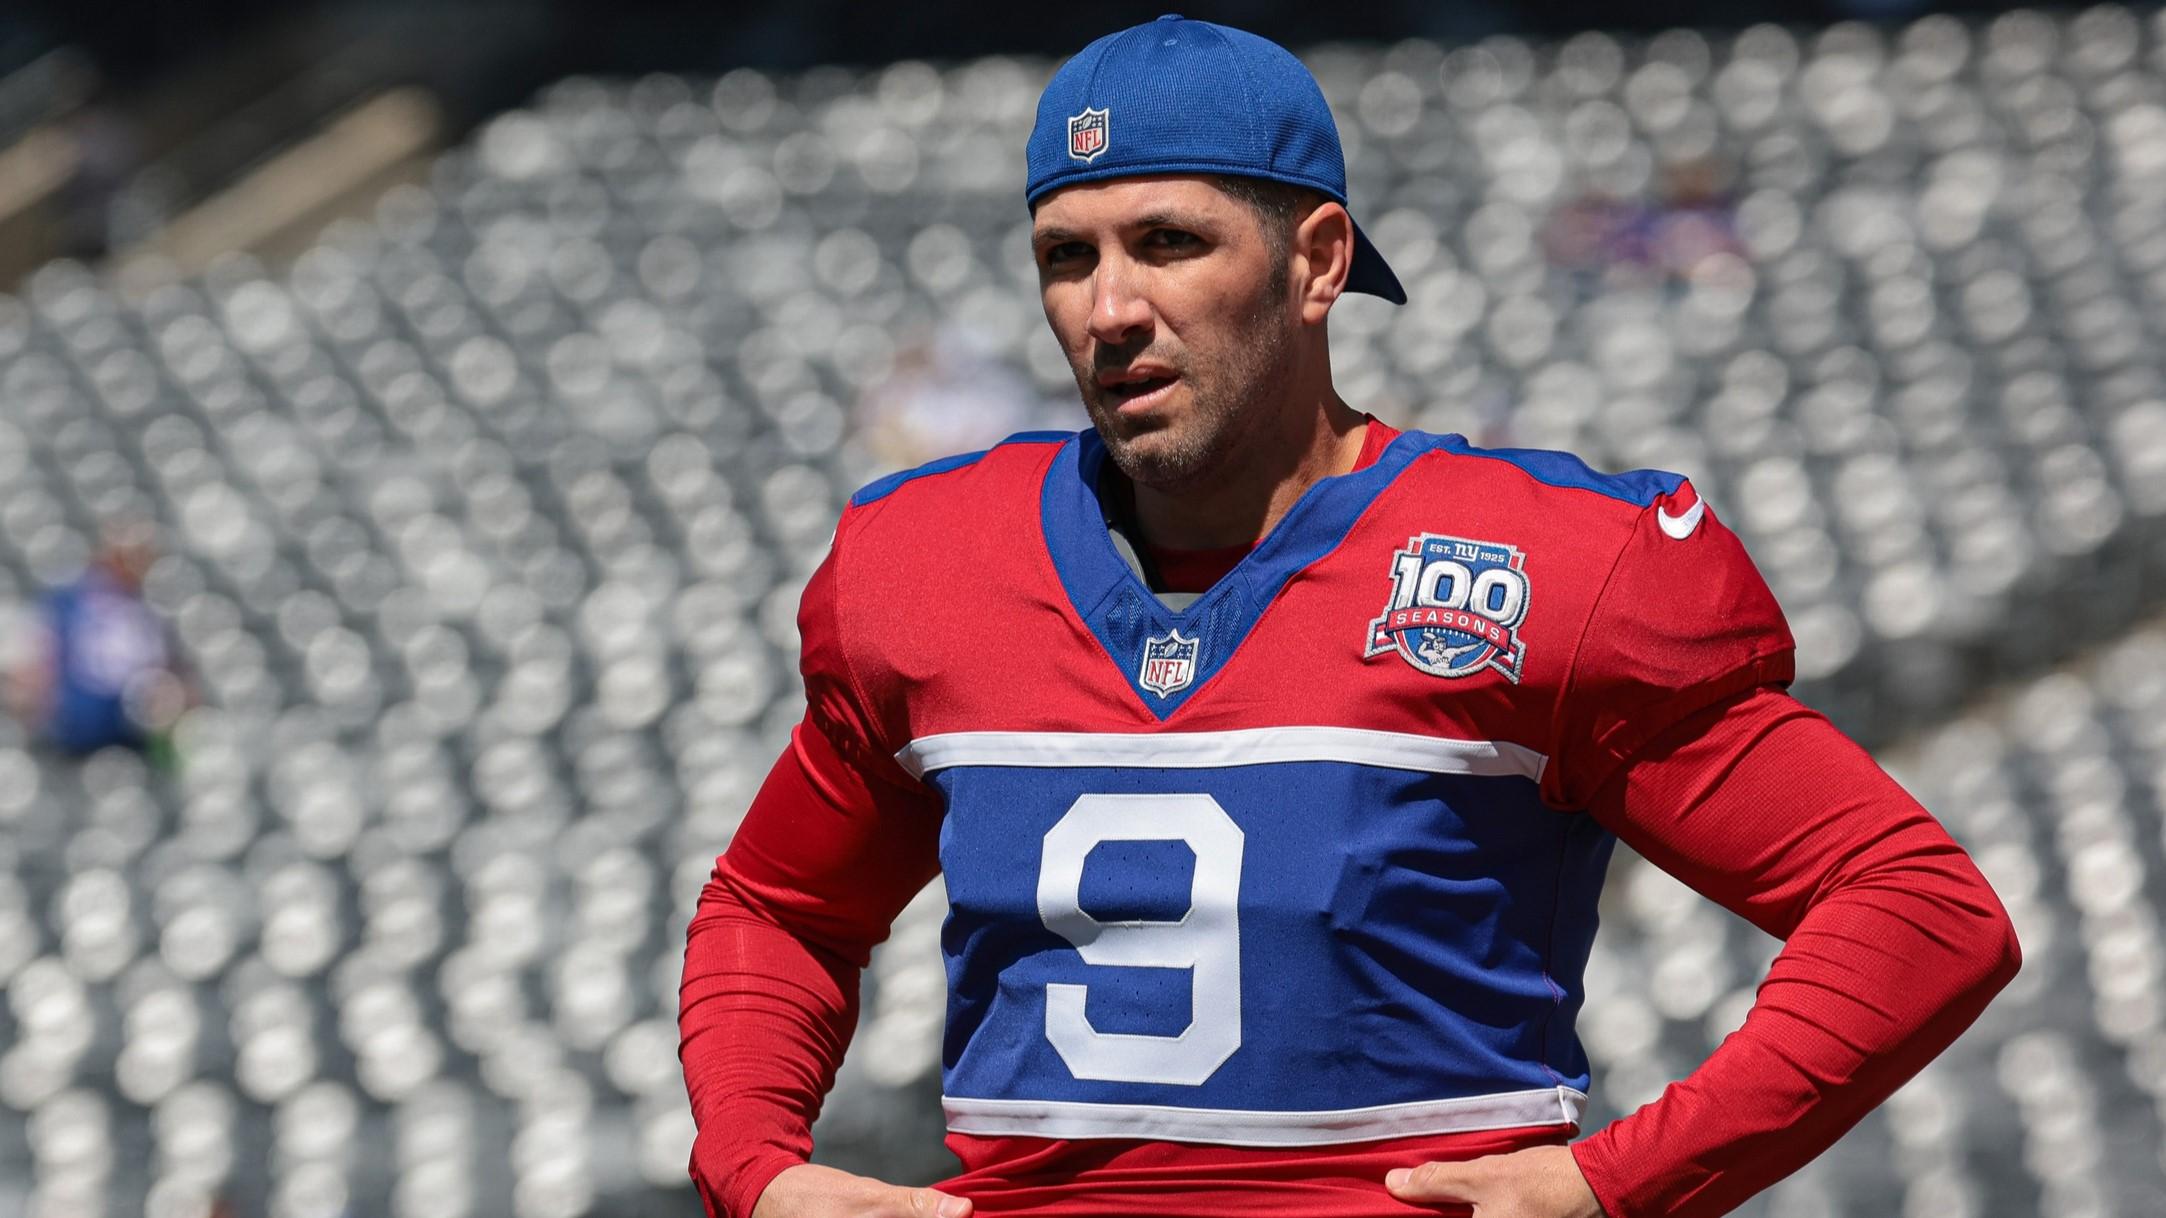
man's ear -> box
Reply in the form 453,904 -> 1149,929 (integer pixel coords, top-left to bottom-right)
1293,200 -> 1353,324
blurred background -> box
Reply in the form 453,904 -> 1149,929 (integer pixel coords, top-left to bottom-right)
0,0 -> 2163,1215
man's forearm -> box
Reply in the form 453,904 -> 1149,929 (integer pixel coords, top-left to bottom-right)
1575,689 -> 2021,1217
1570,853 -> 2019,1216
680,865 -> 862,1218
677,715 -> 946,1218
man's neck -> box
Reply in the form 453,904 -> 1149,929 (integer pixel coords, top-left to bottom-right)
1126,394 -> 1370,550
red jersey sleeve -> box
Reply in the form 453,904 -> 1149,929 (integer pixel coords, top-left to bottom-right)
1543,482 -> 1797,810
678,508 -> 945,1218
1569,687 -> 2022,1218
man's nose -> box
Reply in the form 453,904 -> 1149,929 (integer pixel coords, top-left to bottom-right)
1087,261 -> 1153,346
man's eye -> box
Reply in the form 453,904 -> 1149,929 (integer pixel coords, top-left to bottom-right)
1145,230 -> 1202,250
1041,242 -> 1091,266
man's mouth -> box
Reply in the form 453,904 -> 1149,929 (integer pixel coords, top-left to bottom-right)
1107,375 -> 1176,402
1098,369 -> 1180,409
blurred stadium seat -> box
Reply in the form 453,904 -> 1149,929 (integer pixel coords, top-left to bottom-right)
1,7 -> 2165,1216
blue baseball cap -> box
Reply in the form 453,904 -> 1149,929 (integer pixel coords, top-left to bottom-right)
1026,14 -> 1406,305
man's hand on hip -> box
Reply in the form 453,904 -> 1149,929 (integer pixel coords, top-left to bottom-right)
1384,1144 -> 1607,1217
751,1163 -> 973,1218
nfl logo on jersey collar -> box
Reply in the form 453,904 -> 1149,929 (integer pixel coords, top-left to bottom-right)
1365,533 -> 1531,683
1067,107 -> 1109,162
1137,628 -> 1199,698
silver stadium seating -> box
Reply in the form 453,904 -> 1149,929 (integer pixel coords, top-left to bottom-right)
2,8 -> 2165,1214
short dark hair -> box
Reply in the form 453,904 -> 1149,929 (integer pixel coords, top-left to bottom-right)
1208,175 -> 1324,242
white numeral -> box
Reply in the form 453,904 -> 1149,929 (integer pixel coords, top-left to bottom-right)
1035,793 -> 1244,1086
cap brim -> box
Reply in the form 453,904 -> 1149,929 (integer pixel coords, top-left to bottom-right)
1347,215 -> 1407,305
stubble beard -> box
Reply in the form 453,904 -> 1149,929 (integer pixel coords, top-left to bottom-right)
1076,275 -> 1296,494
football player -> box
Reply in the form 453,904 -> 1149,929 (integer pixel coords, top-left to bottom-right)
680,15 -> 2019,1218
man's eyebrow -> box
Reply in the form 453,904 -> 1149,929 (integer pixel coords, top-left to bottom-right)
1129,211 -> 1214,232
1032,225 -> 1082,246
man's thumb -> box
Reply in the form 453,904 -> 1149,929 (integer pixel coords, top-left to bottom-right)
1385,1160 -> 1475,1199
908,1188 -> 972,1218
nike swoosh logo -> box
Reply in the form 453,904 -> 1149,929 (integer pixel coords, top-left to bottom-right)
1657,500 -> 1706,539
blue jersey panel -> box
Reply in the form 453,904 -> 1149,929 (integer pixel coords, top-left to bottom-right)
933,760 -> 1615,1113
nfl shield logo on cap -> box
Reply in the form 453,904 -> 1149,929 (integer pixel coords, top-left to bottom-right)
1067,107 -> 1109,162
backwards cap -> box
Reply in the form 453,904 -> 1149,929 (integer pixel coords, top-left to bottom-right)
1024,13 -> 1406,304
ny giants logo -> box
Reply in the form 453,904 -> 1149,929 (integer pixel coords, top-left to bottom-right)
1138,627 -> 1198,698
1364,534 -> 1530,682
1067,107 -> 1110,162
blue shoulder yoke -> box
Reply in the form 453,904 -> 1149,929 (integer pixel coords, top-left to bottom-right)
1435,435 -> 1685,507
848,431 -> 1076,508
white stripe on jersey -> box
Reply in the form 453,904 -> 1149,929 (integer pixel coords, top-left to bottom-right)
895,726 -> 1548,782
942,1085 -> 1586,1146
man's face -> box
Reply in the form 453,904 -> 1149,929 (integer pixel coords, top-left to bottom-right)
1031,176 -> 1298,491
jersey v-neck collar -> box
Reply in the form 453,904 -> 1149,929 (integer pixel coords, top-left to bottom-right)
1038,425 -> 1428,721
1119,420 -> 1403,598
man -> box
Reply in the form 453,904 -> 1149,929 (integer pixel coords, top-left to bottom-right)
679,16 -> 2019,1218
6,519 -> 189,763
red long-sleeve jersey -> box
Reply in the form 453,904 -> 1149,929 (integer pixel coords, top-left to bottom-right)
678,426 -> 2020,1218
